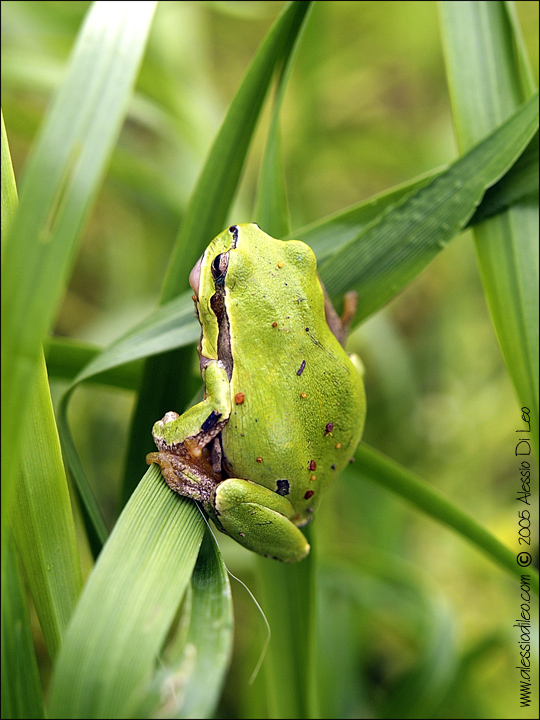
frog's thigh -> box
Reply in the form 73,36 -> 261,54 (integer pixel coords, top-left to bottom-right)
214,479 -> 310,562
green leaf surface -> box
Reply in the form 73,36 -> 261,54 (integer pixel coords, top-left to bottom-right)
150,531 -> 233,719
161,1 -> 313,302
48,465 -> 205,719
72,293 -> 199,385
1,0 -> 157,540
13,351 -> 82,662
1,110 -> 17,252
1,536 -> 45,720
44,336 -> 143,389
467,130 -> 538,225
316,91 -> 539,320
2,99 -> 81,667
439,0 -> 539,453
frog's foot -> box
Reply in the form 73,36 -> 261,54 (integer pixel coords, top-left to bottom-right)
146,451 -> 219,504
209,478 -> 310,562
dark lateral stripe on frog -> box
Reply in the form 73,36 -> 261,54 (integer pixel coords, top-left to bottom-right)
210,288 -> 234,380
201,411 -> 223,433
228,225 -> 239,247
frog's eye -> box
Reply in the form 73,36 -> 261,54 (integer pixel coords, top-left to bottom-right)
211,252 -> 229,285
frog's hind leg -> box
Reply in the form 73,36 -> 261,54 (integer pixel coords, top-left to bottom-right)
210,478 -> 310,562
320,283 -> 358,346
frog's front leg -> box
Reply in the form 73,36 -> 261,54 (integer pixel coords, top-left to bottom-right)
152,360 -> 231,460
208,479 -> 310,562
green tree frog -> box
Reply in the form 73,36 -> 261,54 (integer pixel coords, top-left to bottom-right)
147,224 -> 366,561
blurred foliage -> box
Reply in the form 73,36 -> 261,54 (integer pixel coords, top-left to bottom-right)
2,2 -> 538,718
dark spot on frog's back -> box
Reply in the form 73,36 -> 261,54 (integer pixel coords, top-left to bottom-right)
276,479 -> 290,496
201,411 -> 222,433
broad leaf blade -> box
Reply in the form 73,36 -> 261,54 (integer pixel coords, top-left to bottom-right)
2,102 -> 81,665
1,536 -> 45,720
48,466 -> 205,719
161,1 -> 313,301
316,93 -> 538,320
150,531 -> 233,719
14,352 -> 83,662
439,0 -> 539,452
1,0 -> 157,539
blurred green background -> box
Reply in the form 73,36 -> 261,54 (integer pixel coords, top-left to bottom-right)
2,2 -> 538,717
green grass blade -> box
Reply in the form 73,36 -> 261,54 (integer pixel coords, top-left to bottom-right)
161,1 -> 313,302
151,530 -> 233,719
467,130 -> 538,225
55,291 -> 199,548
54,124 -> 536,392
254,3 -> 315,236
44,336 -> 143,389
1,110 -> 17,252
256,541 -> 319,719
58,388 -> 110,551
316,92 -> 538,317
1,0 -> 157,540
439,0 -> 539,452
48,465 -> 205,719
293,124 -> 537,264
2,101 -> 81,664
355,444 -> 538,595
1,535 -> 45,720
13,351 -> 83,662
72,292 -> 199,384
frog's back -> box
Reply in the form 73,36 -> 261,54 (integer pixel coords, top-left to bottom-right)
221,232 -> 365,524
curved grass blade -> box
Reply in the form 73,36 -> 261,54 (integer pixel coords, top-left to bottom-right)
294,127 -> 538,265
355,443 -> 539,595
50,114 -> 537,397
467,130 -> 538,225
1,110 -> 17,252
147,530 -> 233,719
1,0 -> 157,543
316,92 -> 539,318
55,291 -> 199,550
44,336 -> 143,389
48,465 -> 205,719
253,3 -> 315,236
2,110 -> 82,664
72,292 -> 199,384
161,1 -> 313,301
439,0 -> 539,453
14,352 -> 83,662
51,98 -> 537,401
